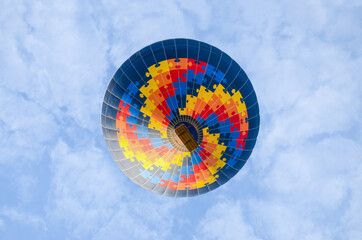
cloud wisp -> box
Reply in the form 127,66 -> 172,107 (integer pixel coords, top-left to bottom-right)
0,0 -> 361,239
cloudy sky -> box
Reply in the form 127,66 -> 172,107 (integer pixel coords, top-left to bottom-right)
1,0 -> 361,239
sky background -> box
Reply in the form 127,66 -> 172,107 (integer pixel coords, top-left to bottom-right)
1,0 -> 361,239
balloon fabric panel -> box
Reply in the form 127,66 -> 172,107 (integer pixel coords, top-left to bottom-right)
102,39 -> 260,197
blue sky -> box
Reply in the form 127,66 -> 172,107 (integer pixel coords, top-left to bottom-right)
1,0 -> 361,239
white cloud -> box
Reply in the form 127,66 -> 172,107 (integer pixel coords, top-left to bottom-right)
0,0 -> 108,131
0,88 -> 58,165
47,140 -> 124,238
253,137 -> 361,238
0,0 -> 361,239
0,207 -> 47,231
16,174 -> 37,204
47,140 -> 186,239
193,199 -> 260,240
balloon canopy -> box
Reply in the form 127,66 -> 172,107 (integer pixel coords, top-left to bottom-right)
101,39 -> 260,197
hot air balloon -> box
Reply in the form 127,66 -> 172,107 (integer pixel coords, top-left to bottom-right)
101,39 -> 260,197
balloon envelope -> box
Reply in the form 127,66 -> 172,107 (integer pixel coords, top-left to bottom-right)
101,39 -> 260,197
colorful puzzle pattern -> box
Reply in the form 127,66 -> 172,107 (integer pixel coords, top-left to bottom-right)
101,39 -> 260,197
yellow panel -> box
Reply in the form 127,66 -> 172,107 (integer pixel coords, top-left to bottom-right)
208,165 -> 218,175
198,86 -> 213,103
154,150 -> 175,171
118,139 -> 130,148
147,60 -> 170,78
183,152 -> 191,157
215,159 -> 226,169
206,174 -> 217,184
141,159 -> 153,170
179,108 -> 187,115
186,95 -> 197,111
123,146 -> 135,158
139,79 -> 158,97
214,84 -> 232,104
140,98 -> 156,116
176,154 -> 184,166
135,153 -> 147,163
160,160 -> 171,171
154,157 -> 166,169
149,118 -> 165,131
204,133 -> 220,144
231,91 -> 247,113
148,115 -> 168,136
214,145 -> 227,158
196,180 -> 206,188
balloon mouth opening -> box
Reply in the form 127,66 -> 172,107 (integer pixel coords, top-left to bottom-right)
167,116 -> 203,152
